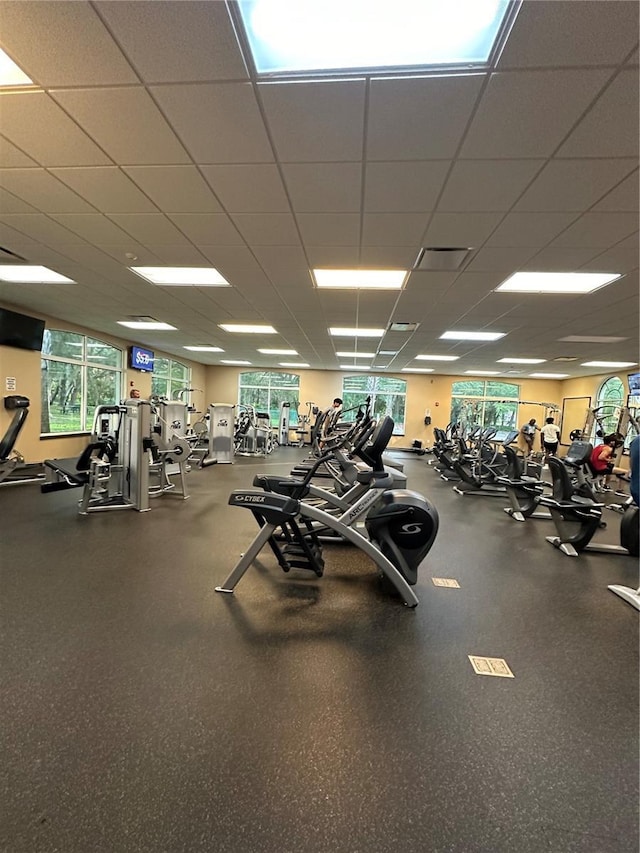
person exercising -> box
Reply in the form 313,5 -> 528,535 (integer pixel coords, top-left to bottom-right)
320,397 -> 342,448
540,417 -> 561,460
590,433 -> 628,491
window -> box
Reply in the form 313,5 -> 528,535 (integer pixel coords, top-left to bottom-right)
593,376 -> 624,440
152,357 -> 190,400
238,371 -> 300,424
41,330 -> 123,434
341,375 -> 407,435
450,380 -> 520,433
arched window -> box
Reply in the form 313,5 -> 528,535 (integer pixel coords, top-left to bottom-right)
593,376 -> 624,439
450,380 -> 520,433
341,375 -> 407,434
152,357 -> 190,400
238,371 -> 300,424
41,330 -> 123,434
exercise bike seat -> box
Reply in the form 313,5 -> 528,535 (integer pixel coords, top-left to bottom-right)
356,470 -> 394,487
253,474 -> 310,499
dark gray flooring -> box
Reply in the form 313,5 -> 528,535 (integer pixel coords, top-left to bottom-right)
1,448 -> 638,853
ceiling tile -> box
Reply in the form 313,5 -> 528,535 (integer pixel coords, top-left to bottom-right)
465,247 -> 539,272
0,213 -> 86,246
282,163 -> 362,213
49,214 -> 134,244
556,70 -> 639,158
359,246 -> 418,266
107,214 -> 191,246
0,170 -> 95,213
422,212 -> 504,247
49,167 -> 159,213
438,160 -> 543,212
141,245 -> 210,265
259,80 -> 365,162
0,1 -> 138,86
0,188 -> 38,214
514,158 -> 637,212
296,214 -> 360,246
368,75 -> 484,160
523,247 -> 602,270
51,87 -> 191,165
0,93 -> 111,167
549,212 -> 639,248
362,213 -> 430,246
167,214 -> 244,246
460,69 -> 612,158
231,214 -> 301,246
364,161 -> 449,212
305,247 -> 360,267
486,212 -> 580,247
592,169 -> 639,212
123,166 -> 223,213
94,0 -> 248,83
201,165 -> 290,213
0,136 -> 38,168
499,1 -> 640,68
151,83 -> 273,163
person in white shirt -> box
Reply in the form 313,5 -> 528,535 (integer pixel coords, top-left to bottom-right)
540,417 -> 561,460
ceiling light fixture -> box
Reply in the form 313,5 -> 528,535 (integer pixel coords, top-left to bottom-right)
258,348 -> 297,355
0,265 -> 75,283
329,327 -> 385,338
0,49 -> 33,87
530,372 -> 569,379
497,357 -> 546,364
415,354 -> 460,361
118,320 -> 177,330
313,269 -> 406,289
340,364 -> 371,371
441,330 -> 505,341
221,359 -> 252,365
558,335 -> 628,344
279,362 -> 310,368
336,351 -> 375,358
131,266 -> 230,287
219,324 -> 277,334
465,370 -> 500,375
402,368 -> 435,373
581,361 -> 637,368
184,346 -> 224,352
496,271 -> 622,294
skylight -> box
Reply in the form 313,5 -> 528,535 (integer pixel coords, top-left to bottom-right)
131,267 -> 230,287
495,271 -> 622,294
0,265 -> 75,283
236,0 -> 514,76
313,269 -> 406,290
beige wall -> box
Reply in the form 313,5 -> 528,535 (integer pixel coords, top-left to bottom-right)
0,305 -> 206,462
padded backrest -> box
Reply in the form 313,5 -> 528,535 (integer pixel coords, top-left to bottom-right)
565,440 -> 593,467
503,445 -> 524,478
354,415 -> 394,471
548,456 -> 574,501
0,408 -> 28,460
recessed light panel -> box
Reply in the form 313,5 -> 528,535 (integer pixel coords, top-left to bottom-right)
279,362 -> 310,368
131,266 -> 230,286
0,49 -> 33,87
496,271 -> 621,294
184,346 -> 224,352
581,361 -> 637,368
336,351 -> 375,358
441,330 -> 505,341
314,269 -> 406,289
219,324 -> 277,334
497,357 -> 546,364
465,370 -> 500,375
0,265 -> 75,283
258,348 -> 297,355
330,327 -> 385,338
340,364 -> 371,370
221,360 -> 252,365
558,335 -> 628,344
402,368 -> 434,373
530,373 -> 569,379
118,320 -> 177,330
416,354 -> 460,361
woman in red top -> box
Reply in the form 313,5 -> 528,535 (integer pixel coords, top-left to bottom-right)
589,434 -> 627,490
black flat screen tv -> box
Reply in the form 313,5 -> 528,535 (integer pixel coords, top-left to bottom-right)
0,307 -> 45,351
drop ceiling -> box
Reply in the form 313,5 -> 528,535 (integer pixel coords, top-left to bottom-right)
0,0 -> 637,378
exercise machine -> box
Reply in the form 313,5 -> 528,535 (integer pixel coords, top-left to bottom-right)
0,395 -> 45,486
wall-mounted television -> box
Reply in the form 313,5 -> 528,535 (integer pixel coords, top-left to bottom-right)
628,371 -> 640,396
0,307 -> 45,352
129,345 -> 155,372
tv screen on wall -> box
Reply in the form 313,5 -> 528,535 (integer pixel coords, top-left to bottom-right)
129,345 -> 155,372
628,371 -> 640,396
0,307 -> 45,352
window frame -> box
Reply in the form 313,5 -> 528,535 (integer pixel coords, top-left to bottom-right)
151,357 -> 191,401
450,380 -> 520,433
238,370 -> 301,425
593,375 -> 625,442
341,375 -> 407,436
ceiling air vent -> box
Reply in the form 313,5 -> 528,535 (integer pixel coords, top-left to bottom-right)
389,322 -> 420,332
128,315 -> 159,323
413,247 -> 473,271
0,246 -> 27,261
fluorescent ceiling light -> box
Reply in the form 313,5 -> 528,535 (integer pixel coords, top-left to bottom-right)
237,0 -> 512,75
497,357 -> 546,364
402,368 -> 434,373
184,346 -> 224,352
0,49 -> 33,87
313,269 -> 406,289
131,266 -> 230,287
441,330 -> 505,341
415,354 -> 460,362
118,321 -> 177,330
219,324 -> 277,334
465,370 -> 500,376
495,271 -> 622,294
0,264 -> 75,283
530,373 -> 569,379
558,335 -> 628,344
379,351 -> 397,356
336,351 -> 375,358
329,327 -> 385,338
258,348 -> 297,355
280,362 -> 310,368
221,360 -> 252,365
340,365 -> 371,371
581,361 -> 637,368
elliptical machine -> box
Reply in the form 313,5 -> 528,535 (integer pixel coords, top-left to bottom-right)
215,417 -> 439,607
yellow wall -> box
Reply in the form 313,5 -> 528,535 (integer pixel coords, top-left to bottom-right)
0,305 -> 206,462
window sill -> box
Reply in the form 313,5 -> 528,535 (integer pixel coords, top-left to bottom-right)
40,432 -> 90,440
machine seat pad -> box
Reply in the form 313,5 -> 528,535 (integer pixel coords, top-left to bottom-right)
44,458 -> 89,485
253,474 -> 310,498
